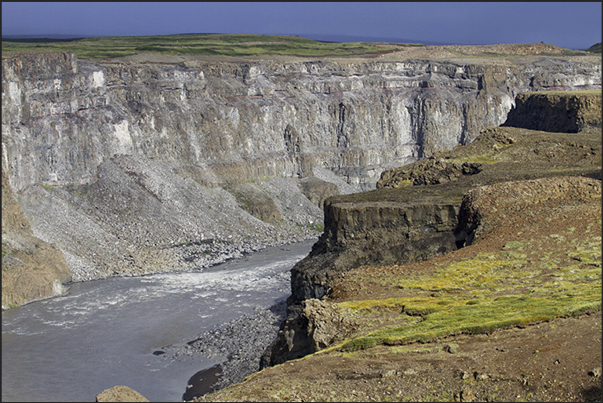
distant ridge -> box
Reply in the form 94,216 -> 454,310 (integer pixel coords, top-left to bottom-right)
2,34 -> 87,43
2,34 -> 86,39
295,33 -> 449,45
2,32 -> 449,46
586,42 -> 601,53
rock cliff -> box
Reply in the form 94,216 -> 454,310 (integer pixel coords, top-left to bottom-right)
264,89 -> 601,366
503,90 -> 602,132
1,49 -> 600,307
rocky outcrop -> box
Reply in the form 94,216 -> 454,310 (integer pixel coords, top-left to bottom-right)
265,89 -> 601,366
1,50 -> 600,305
287,200 -> 461,305
503,90 -> 602,132
377,159 -> 483,188
262,299 -> 356,367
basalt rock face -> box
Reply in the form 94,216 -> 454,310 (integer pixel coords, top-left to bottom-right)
503,91 -> 602,132
288,200 -> 461,305
1,52 -> 600,303
265,196 -> 464,365
262,298 -> 356,367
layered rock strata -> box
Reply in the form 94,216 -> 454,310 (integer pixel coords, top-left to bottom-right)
503,90 -> 602,132
1,50 -> 600,306
264,89 -> 601,365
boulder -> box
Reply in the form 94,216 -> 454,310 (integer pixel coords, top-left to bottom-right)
96,385 -> 149,402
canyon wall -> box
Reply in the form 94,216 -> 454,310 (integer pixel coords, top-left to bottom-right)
1,51 -> 600,306
264,89 -> 601,365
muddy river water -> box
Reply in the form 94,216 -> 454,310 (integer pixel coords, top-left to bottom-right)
2,240 -> 315,402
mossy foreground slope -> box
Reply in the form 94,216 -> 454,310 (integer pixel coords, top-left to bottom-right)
196,91 -> 601,402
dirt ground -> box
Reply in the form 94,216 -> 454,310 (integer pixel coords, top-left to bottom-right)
198,312 -> 601,402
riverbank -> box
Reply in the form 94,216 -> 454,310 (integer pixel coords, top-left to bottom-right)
2,239 -> 315,402
168,300 -> 288,401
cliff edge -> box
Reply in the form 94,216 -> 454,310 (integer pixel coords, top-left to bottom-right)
237,87 -> 601,398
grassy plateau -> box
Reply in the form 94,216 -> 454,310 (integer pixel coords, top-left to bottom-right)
1,33 -> 410,60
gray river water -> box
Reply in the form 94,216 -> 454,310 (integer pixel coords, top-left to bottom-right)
1,239 -> 315,402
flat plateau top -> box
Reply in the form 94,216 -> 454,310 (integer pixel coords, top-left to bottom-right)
2,35 -> 598,64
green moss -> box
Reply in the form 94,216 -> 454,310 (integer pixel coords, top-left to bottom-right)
340,292 -> 600,351
396,179 -> 414,188
1,243 -> 10,259
335,232 -> 601,352
503,241 -> 524,250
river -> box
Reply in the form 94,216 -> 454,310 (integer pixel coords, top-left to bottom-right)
1,239 -> 315,402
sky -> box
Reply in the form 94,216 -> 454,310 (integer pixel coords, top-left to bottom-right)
2,2 -> 601,50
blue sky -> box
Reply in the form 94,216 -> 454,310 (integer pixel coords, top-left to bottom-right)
2,2 -> 601,49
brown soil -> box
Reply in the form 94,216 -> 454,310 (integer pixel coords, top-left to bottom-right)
380,42 -> 583,60
197,311 -> 601,402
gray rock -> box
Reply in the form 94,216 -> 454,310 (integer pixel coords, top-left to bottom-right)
474,372 -> 489,380
163,301 -> 288,393
444,343 -> 459,354
381,369 -> 398,378
1,50 -> 600,306
262,298 -> 357,366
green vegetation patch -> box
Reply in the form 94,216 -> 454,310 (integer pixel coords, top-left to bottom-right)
341,289 -> 600,351
337,233 -> 602,352
586,42 -> 601,53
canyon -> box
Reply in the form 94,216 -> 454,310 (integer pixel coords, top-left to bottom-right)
198,85 -> 601,403
1,40 -> 601,403
2,44 -> 600,309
